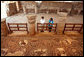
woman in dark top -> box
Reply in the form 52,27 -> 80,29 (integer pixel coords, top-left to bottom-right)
48,18 -> 54,32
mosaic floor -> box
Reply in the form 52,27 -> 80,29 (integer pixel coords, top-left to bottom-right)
1,32 -> 83,56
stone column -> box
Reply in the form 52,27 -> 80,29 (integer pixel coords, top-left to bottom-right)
57,15 -> 67,34
35,6 -> 38,14
67,8 -> 71,15
1,19 -> 8,36
57,8 -> 60,14
16,1 -> 20,12
23,5 -> 27,14
26,14 -> 36,35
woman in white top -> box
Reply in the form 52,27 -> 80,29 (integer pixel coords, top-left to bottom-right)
40,16 -> 45,32
40,16 -> 45,24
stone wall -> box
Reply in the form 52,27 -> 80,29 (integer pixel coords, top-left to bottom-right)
26,9 -> 35,13
20,1 -> 36,13
17,1 -> 23,12
8,2 -> 17,16
40,2 -> 83,10
20,1 -> 83,15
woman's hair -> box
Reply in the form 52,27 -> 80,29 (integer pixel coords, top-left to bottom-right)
41,16 -> 44,19
50,18 -> 53,21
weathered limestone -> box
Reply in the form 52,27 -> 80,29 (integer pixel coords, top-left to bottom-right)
1,19 -> 8,36
26,14 -> 36,35
57,16 -> 67,34
22,5 -> 27,14
16,1 -> 23,12
8,2 -> 17,16
21,1 -> 83,14
57,23 -> 65,34
35,6 -> 38,14
57,12 -> 68,17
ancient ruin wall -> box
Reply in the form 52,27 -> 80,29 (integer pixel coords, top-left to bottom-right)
8,2 -> 17,16
20,1 -> 83,14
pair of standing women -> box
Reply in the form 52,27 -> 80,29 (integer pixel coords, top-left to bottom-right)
40,16 -> 54,32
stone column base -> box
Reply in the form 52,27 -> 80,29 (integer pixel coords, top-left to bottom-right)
29,24 -> 36,35
57,23 -> 65,35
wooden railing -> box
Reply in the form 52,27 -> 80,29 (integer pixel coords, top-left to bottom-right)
63,23 -> 83,34
7,23 -> 83,34
8,23 -> 28,33
37,23 -> 57,32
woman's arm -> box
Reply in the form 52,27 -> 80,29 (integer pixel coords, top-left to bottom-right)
52,21 -> 54,24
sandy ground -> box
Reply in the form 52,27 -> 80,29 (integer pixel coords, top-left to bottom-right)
1,32 -> 83,56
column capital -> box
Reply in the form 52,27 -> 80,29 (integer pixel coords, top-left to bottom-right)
26,14 -> 36,24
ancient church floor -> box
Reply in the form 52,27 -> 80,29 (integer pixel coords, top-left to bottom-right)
1,32 -> 83,56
